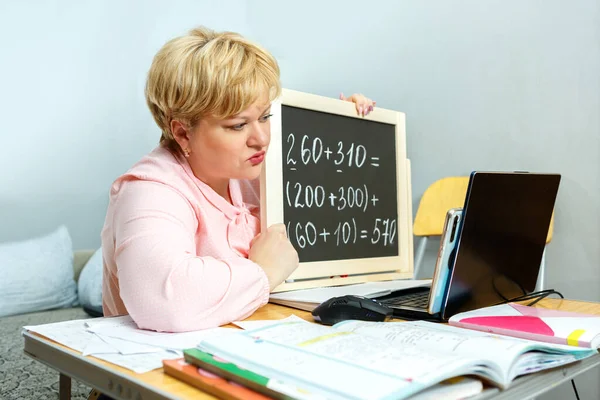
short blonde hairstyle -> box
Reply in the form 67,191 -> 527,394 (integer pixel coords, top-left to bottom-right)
145,26 -> 281,153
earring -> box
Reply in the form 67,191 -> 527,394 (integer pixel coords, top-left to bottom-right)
183,149 -> 190,158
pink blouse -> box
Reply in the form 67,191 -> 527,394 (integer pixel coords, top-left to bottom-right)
101,146 -> 270,332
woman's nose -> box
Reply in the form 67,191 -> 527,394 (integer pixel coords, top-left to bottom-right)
248,122 -> 270,147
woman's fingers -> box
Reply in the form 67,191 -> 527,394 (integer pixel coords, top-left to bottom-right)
340,92 -> 376,117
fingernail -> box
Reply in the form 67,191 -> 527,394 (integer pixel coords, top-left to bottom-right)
358,106 -> 363,115
369,105 -> 374,112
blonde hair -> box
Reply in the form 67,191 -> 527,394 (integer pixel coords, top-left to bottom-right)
145,26 -> 281,153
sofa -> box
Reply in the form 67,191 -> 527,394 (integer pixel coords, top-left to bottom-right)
0,249 -> 96,399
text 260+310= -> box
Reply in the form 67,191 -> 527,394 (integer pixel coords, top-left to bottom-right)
286,133 -> 380,172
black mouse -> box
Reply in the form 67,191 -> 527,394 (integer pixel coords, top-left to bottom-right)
311,295 -> 393,325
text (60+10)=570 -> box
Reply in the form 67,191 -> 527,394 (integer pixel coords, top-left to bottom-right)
286,218 -> 397,249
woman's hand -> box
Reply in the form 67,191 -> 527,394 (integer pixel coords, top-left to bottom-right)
249,224 -> 299,291
340,93 -> 377,117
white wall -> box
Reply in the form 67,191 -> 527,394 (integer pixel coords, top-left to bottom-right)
1,1 -> 598,398
0,0 -> 248,247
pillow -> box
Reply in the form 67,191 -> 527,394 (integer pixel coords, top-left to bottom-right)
0,225 -> 78,318
77,247 -> 103,309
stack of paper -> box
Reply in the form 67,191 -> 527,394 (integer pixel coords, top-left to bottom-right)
23,316 -> 234,373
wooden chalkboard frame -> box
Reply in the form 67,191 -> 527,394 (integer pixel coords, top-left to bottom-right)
261,88 -> 413,292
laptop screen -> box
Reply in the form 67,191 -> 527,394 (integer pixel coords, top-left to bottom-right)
442,172 -> 561,319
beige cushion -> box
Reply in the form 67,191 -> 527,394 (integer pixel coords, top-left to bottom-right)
73,249 -> 95,282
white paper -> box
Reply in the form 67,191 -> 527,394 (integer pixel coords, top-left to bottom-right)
94,334 -> 162,355
233,314 -> 306,330
409,377 -> 483,400
86,317 -> 235,350
269,279 -> 431,303
93,350 -> 182,374
84,315 -> 135,330
24,318 -> 99,352
82,334 -> 120,356
23,316 -> 235,374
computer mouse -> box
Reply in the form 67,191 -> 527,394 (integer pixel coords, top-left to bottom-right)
311,295 -> 393,325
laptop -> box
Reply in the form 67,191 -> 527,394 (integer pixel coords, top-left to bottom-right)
376,171 -> 562,321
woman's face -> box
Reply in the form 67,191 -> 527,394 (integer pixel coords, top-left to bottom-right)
186,98 -> 272,193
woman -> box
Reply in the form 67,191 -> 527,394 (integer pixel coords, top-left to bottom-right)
101,26 -> 376,332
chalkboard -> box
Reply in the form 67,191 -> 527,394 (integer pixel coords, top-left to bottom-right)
281,105 -> 399,262
261,89 -> 413,292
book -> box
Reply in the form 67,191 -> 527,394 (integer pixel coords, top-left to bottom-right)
185,318 -> 597,400
408,377 -> 484,400
163,358 -> 272,400
449,302 -> 600,348
184,348 -> 485,400
181,348 -> 323,400
183,346 -> 486,400
269,279 -> 431,311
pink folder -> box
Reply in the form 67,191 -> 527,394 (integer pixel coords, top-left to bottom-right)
449,303 -> 600,348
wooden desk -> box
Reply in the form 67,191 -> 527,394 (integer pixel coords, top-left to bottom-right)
23,299 -> 600,400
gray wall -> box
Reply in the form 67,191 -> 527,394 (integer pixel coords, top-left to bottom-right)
1,1 -> 598,398
247,1 -> 599,398
0,0 -> 249,247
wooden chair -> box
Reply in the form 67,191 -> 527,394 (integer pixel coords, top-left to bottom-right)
412,176 -> 553,291
413,177 -> 470,279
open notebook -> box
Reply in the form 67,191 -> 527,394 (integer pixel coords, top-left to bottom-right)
185,316 -> 597,400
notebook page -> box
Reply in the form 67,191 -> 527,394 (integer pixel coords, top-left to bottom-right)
235,320 -> 482,385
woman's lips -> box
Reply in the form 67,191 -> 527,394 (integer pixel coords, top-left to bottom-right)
249,151 -> 265,166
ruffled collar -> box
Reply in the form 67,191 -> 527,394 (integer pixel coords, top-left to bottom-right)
176,153 -> 259,258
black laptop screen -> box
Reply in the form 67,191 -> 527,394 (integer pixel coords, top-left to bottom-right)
442,172 -> 561,319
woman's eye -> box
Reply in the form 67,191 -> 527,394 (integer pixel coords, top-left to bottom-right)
229,123 -> 246,131
259,114 -> 273,122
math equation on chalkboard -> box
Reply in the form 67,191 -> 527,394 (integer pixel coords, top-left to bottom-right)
286,217 -> 397,248
281,105 -> 399,263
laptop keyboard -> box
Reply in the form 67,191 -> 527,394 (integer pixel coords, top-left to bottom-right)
380,290 -> 430,309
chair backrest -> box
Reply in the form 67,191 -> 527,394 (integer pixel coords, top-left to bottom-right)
413,176 -> 470,237
413,176 -> 554,243
546,211 -> 554,244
